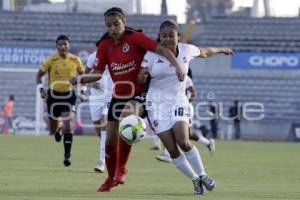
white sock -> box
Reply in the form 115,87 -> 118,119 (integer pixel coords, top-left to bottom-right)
172,154 -> 198,180
153,136 -> 161,147
184,146 -> 206,176
198,134 -> 211,146
163,148 -> 170,157
99,130 -> 106,164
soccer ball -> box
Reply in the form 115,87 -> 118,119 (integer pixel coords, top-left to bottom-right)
119,115 -> 146,145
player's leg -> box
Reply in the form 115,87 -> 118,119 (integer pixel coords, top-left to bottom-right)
158,130 -> 203,194
173,121 -> 216,191
89,102 -> 106,173
190,126 -> 215,154
47,90 -> 62,141
114,99 -> 144,184
60,110 -> 73,167
97,98 -> 124,192
59,90 -> 77,167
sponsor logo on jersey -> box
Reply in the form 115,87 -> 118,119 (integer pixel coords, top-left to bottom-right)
122,43 -> 130,53
156,59 -> 164,63
111,61 -> 136,74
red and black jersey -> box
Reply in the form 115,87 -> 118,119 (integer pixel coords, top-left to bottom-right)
96,30 -> 157,98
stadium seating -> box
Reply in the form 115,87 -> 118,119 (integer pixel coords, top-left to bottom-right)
193,74 -> 300,122
0,11 -> 176,48
191,16 -> 300,52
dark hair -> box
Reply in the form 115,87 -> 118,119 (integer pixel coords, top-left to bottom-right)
56,35 -> 70,44
9,95 -> 14,101
104,7 -> 125,19
159,20 -> 179,31
96,27 -> 143,45
157,20 -> 179,42
187,68 -> 193,79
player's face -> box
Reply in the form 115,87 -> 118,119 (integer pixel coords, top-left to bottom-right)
105,15 -> 126,42
159,27 -> 178,52
56,39 -> 70,57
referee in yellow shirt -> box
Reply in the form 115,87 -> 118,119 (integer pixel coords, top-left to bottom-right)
36,35 -> 85,167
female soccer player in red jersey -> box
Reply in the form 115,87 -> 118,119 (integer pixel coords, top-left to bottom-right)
72,7 -> 185,192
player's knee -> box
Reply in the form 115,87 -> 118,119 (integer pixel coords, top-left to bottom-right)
177,140 -> 193,152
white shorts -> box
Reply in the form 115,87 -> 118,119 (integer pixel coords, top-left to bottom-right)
147,104 -> 190,134
89,100 -> 110,121
189,103 -> 194,124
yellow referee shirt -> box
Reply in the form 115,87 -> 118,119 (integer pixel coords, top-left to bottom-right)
41,53 -> 84,92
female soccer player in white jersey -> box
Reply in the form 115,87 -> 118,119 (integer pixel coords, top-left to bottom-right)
155,74 -> 215,162
85,50 -> 113,173
139,20 -> 232,195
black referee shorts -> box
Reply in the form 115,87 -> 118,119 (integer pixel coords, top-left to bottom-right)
46,89 -> 76,119
107,92 -> 147,121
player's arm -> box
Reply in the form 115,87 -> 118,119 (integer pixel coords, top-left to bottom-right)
36,69 -> 48,99
187,85 -> 197,102
199,47 -> 233,58
138,67 -> 150,85
70,70 -> 103,85
84,67 -> 101,89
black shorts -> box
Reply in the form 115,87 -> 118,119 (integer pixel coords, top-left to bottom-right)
46,90 -> 76,119
107,92 -> 147,121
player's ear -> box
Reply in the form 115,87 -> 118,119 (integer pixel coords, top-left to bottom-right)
123,18 -> 127,26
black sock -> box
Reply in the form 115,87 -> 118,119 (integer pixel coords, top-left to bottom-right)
63,134 -> 73,159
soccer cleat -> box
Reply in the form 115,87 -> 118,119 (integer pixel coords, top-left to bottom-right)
63,153 -> 71,167
114,167 -> 127,184
97,177 -> 117,192
200,175 -> 216,191
94,161 -> 105,173
54,132 -> 62,142
192,177 -> 204,195
206,139 -> 215,155
155,154 -> 171,162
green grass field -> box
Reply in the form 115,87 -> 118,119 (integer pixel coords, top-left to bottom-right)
0,135 -> 299,200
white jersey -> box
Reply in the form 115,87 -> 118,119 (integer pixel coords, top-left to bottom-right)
86,51 -> 113,102
141,43 -> 200,109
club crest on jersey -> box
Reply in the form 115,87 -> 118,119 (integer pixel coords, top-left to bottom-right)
122,43 -> 130,53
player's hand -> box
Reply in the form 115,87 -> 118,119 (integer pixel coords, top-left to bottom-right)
91,82 -> 100,89
142,68 -> 150,77
70,77 -> 78,86
189,93 -> 197,102
40,90 -> 48,99
223,48 -> 233,55
176,67 -> 185,82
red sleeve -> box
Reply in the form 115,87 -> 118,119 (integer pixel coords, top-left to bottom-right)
95,41 -> 108,72
131,32 -> 158,52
